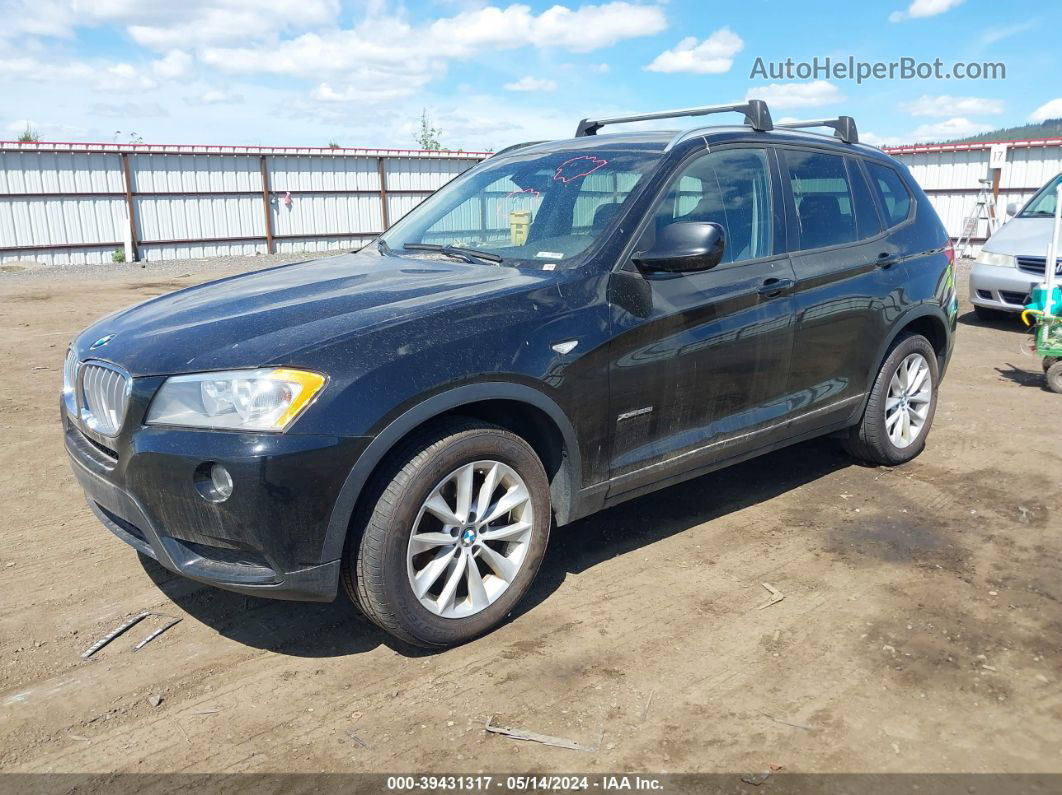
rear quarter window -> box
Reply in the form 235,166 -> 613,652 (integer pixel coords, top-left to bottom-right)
866,162 -> 913,227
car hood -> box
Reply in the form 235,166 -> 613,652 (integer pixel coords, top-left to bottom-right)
983,217 -> 1056,257
74,251 -> 543,376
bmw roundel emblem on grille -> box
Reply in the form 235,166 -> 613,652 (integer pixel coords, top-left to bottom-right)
89,334 -> 116,350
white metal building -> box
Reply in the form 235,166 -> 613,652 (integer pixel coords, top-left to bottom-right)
3,136 -> 1061,266
885,137 -> 1062,254
0,141 -> 488,266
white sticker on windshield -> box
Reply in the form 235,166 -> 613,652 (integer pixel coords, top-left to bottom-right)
536,251 -> 564,259
542,263 -> 557,271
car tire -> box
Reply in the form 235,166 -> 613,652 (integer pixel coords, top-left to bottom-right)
974,305 -> 1007,323
1046,361 -> 1062,394
842,334 -> 940,466
341,417 -> 551,648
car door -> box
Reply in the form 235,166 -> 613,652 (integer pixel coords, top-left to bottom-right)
605,146 -> 797,495
779,147 -> 892,433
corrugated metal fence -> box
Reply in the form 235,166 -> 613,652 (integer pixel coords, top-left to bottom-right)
0,141 -> 488,265
886,138 -> 1062,252
4,137 -> 1061,265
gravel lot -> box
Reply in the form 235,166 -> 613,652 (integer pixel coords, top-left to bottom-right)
0,256 -> 1059,775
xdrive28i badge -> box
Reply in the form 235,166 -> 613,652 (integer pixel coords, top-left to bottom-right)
89,334 -> 116,349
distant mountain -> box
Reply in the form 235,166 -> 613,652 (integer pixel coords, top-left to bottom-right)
940,118 -> 1062,145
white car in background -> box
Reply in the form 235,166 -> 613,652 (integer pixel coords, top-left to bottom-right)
970,172 -> 1062,321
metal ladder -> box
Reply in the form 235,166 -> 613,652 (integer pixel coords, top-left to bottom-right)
955,178 -> 999,257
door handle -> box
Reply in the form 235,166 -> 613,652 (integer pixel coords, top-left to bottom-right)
757,277 -> 794,298
876,252 -> 899,269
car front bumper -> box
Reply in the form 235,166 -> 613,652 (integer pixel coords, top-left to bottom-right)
969,261 -> 1041,312
63,400 -> 370,601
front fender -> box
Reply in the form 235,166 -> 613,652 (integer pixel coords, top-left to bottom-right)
317,381 -> 582,564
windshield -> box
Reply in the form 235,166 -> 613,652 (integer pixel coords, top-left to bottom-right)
1020,173 -> 1062,218
379,148 -> 663,266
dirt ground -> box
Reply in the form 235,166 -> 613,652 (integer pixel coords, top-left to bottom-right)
0,256 -> 1059,775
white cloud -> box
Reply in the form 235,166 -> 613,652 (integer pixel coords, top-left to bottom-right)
202,3 -> 665,104
504,76 -> 557,92
911,117 -> 993,141
1030,98 -> 1062,123
186,88 -> 244,106
0,56 -> 156,91
90,101 -> 168,119
152,50 -> 192,79
645,27 -> 743,74
860,131 -> 904,148
427,3 -> 667,54
0,0 -> 340,47
745,80 -> 843,109
889,0 -> 964,22
0,1 -> 669,149
310,71 -> 436,104
980,20 -> 1036,46
904,95 -> 1004,117
0,0 -> 76,39
204,3 -> 666,76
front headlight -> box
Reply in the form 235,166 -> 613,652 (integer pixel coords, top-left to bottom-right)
976,251 -> 1016,268
145,368 -> 327,432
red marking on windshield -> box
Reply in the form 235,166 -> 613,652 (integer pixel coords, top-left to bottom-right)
498,187 -> 542,222
554,155 -> 608,184
504,187 -> 540,201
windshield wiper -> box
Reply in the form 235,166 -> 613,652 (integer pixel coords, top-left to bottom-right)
402,243 -> 503,264
376,238 -> 394,256
1022,210 -> 1057,217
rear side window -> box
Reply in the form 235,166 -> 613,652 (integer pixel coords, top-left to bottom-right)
848,159 -> 883,239
784,150 -> 856,250
866,162 -> 913,227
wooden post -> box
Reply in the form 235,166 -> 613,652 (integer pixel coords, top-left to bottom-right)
120,153 -> 139,262
259,155 -> 275,254
377,157 -> 390,231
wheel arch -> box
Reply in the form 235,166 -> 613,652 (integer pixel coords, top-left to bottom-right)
319,382 -> 582,564
870,306 -> 950,388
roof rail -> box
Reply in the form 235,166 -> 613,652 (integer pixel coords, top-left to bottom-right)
491,141 -> 548,157
575,100 -> 773,137
775,116 -> 858,144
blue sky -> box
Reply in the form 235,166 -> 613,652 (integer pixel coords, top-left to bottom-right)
1,0 -> 1058,151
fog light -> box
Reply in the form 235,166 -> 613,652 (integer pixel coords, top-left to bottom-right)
210,464 -> 233,499
194,461 -> 233,502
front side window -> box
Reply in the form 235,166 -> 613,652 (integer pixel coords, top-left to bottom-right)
1019,173 -> 1061,218
866,162 -> 913,227
642,148 -> 773,265
379,148 -> 661,267
785,150 -> 856,250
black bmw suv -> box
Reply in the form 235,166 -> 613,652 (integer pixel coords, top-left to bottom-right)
63,101 -> 957,647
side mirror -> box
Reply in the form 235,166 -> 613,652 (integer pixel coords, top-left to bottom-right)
633,222 -> 726,273
1006,202 -> 1018,217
